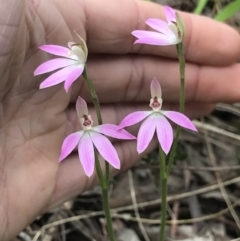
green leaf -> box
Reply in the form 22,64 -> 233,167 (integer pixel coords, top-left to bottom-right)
214,0 -> 240,21
193,0 -> 209,14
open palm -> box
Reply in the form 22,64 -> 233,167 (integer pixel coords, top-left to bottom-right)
0,0 -> 240,240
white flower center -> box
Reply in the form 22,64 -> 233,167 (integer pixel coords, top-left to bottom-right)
81,115 -> 93,130
149,97 -> 163,112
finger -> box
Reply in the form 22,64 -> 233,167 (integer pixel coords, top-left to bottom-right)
70,55 -> 240,103
45,0 -> 240,66
79,0 -> 240,65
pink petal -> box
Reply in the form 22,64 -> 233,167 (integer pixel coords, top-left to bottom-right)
90,132 -> 120,169
78,132 -> 95,177
145,18 -> 175,37
155,114 -> 173,154
64,65 -> 84,92
76,96 -> 88,119
150,77 -> 162,98
39,65 -> 77,89
94,124 -> 136,139
39,45 -> 70,57
118,111 -> 152,129
164,6 -> 176,23
34,58 -> 77,76
132,31 -> 178,45
162,111 -> 197,131
59,132 -> 82,161
137,114 -> 156,153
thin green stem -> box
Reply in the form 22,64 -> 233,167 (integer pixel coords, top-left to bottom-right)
102,187 -> 115,241
95,151 -> 115,241
83,67 -> 103,125
159,147 -> 167,241
166,43 -> 185,177
83,67 -> 113,239
176,43 -> 185,114
94,149 -> 105,187
166,126 -> 181,177
82,67 -> 110,185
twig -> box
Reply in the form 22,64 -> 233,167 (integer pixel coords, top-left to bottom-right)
202,117 -> 240,230
216,103 -> 240,117
231,238 -> 240,241
33,176 -> 240,240
114,200 -> 240,225
170,202 -> 179,238
137,164 -> 240,172
193,120 -> 240,143
128,170 -> 150,241
114,176 -> 240,212
33,199 -> 240,240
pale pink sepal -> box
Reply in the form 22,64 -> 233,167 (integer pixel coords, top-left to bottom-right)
95,124 -> 136,139
64,65 -> 84,92
118,111 -> 151,129
40,65 -> 77,89
151,77 -> 162,98
132,31 -> 176,45
76,96 -> 88,119
39,45 -> 70,57
34,58 -> 77,76
145,19 -> 175,37
90,132 -> 120,169
155,115 -> 173,154
137,115 -> 156,153
59,132 -> 82,161
78,133 -> 95,177
164,6 -> 176,22
162,111 -> 197,131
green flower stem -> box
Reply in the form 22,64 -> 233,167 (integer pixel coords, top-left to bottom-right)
95,150 -> 115,241
95,149 -> 105,187
176,42 -> 185,113
83,67 -> 110,185
166,42 -> 185,177
159,146 -> 167,241
83,67 -> 113,240
166,126 -> 181,177
83,67 -> 103,125
102,185 -> 115,241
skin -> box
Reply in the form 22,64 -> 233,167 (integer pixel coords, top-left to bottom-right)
0,0 -> 239,239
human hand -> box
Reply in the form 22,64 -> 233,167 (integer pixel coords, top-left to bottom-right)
0,0 -> 239,239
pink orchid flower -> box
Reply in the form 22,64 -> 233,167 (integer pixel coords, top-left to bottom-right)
59,97 -> 136,177
132,6 -> 184,46
34,34 -> 87,92
118,78 -> 197,154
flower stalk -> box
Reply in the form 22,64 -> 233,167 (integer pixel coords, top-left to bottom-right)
159,43 -> 186,241
82,67 -> 111,184
166,42 -> 185,177
82,67 -> 103,125
159,147 -> 167,241
94,149 -> 115,240
82,68 -> 114,240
